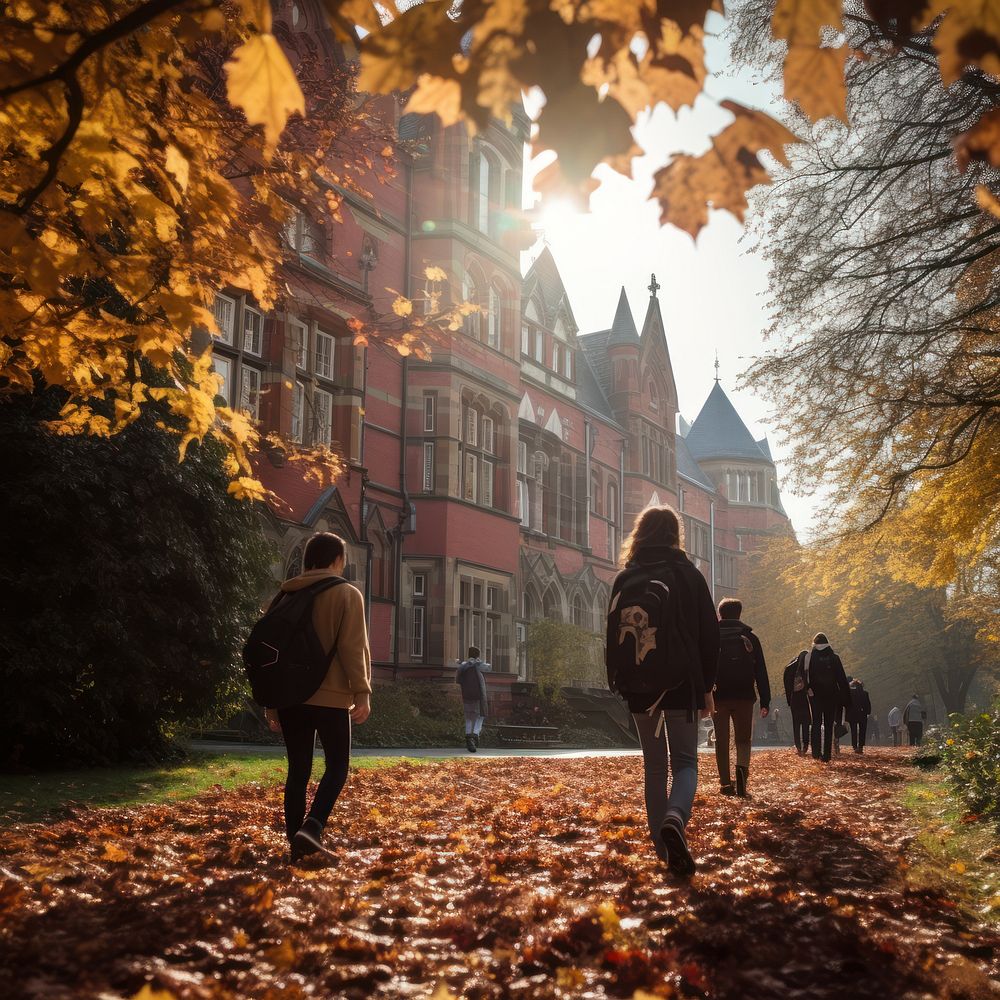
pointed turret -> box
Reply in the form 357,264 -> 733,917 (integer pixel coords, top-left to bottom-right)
686,382 -> 768,462
608,287 -> 639,345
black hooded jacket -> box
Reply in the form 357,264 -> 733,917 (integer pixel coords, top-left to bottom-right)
715,619 -> 770,707
846,681 -> 872,723
607,545 -> 720,713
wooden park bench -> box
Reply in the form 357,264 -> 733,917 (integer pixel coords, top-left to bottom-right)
495,724 -> 562,749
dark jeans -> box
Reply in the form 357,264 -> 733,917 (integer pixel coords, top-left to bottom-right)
810,698 -> 838,760
790,699 -> 811,752
713,698 -> 754,785
907,721 -> 923,746
849,718 -> 868,751
278,704 -> 351,842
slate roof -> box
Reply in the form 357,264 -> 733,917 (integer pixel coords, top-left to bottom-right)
756,436 -> 773,460
575,348 -> 615,419
577,329 -> 612,397
524,247 -> 578,331
685,382 -> 770,463
676,435 -> 716,492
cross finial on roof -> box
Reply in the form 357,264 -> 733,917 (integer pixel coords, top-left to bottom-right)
648,273 -> 660,297
714,351 -> 720,383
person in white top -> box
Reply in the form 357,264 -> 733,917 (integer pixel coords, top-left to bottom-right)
887,705 -> 903,746
902,695 -> 927,746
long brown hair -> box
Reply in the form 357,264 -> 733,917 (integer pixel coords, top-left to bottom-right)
619,504 -> 684,567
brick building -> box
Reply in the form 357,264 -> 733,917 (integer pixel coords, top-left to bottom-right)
208,1 -> 793,699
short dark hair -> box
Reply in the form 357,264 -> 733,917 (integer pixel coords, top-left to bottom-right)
813,632 -> 828,645
718,598 -> 742,620
303,532 -> 346,570
467,646 -> 481,658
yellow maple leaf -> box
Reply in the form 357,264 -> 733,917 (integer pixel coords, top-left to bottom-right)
225,34 -> 305,152
391,294 -> 413,317
423,265 -> 447,282
101,842 -> 129,862
131,987 -> 176,1000
164,144 -> 189,192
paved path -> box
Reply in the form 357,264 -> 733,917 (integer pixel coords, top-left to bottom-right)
188,740 -> 789,758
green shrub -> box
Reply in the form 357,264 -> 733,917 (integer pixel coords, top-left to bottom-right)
937,703 -> 1000,826
353,681 -> 466,747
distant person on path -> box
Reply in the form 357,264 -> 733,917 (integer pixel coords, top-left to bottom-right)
783,654 -> 811,755
262,532 -> 372,862
606,505 -> 719,877
456,647 -> 490,752
846,678 -> 873,754
869,712 -> 881,745
794,632 -> 851,762
712,598 -> 770,798
903,694 -> 927,746
888,705 -> 903,746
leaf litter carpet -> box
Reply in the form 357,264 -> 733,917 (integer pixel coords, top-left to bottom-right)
0,750 -> 997,999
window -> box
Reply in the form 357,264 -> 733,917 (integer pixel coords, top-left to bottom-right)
553,342 -> 564,374
212,294 -> 236,345
243,306 -> 263,355
413,573 -> 426,598
534,330 -> 544,364
521,323 -> 529,356
464,452 -> 478,503
486,584 -> 498,610
422,442 -> 434,491
239,365 -> 261,419
285,211 -> 321,255
315,330 -> 334,379
482,416 -> 494,454
607,482 -> 619,559
314,387 -> 333,446
518,478 -> 529,526
291,320 -> 308,370
485,615 -> 495,666
517,440 -> 527,473
423,394 -> 435,432
564,350 -> 573,380
476,153 -> 490,234
482,459 -> 494,508
462,273 -> 480,338
649,381 -> 659,410
487,286 -> 501,349
410,605 -> 425,659
212,354 -> 232,404
464,404 -> 478,447
291,380 -> 305,442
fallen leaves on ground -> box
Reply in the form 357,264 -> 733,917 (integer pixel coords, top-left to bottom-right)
0,751 -> 997,999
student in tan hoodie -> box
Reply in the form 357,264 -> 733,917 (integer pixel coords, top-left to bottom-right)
264,532 -> 372,861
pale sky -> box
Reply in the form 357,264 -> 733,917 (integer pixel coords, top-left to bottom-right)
521,18 -> 820,537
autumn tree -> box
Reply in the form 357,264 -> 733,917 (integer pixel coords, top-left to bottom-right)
0,385 -> 275,768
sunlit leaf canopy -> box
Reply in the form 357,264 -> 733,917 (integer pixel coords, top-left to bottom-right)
3,0 -> 1000,500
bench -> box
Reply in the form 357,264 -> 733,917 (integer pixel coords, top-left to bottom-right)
496,724 -> 562,749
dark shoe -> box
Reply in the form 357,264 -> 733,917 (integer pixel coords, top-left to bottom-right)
466,735 -> 477,753
473,732 -> 480,748
735,766 -> 751,799
291,817 -> 323,862
660,812 -> 696,878
720,783 -> 736,796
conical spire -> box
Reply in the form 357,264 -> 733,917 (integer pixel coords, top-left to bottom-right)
608,287 -> 639,345
686,382 -> 769,462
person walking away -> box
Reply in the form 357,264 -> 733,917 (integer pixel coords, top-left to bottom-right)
456,647 -> 490,752
889,705 -> 904,746
903,694 -> 927,746
797,633 -> 850,762
846,678 -> 872,753
260,532 -> 372,862
713,598 -> 770,798
606,505 -> 719,877
869,711 -> 881,745
783,654 -> 811,755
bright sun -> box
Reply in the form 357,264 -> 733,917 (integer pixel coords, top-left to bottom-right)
537,198 -> 581,234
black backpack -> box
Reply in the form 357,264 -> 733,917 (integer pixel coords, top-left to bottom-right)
716,628 -> 755,694
242,578 -> 346,709
605,561 -> 687,695
808,650 -> 838,698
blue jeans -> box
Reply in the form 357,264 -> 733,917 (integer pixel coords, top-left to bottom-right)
632,708 -> 700,855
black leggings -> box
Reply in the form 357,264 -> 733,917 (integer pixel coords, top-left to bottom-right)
810,698 -> 838,760
849,718 -> 868,750
277,704 -> 351,842
791,700 -> 811,752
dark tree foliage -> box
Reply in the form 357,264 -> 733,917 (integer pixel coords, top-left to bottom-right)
0,389 -> 275,768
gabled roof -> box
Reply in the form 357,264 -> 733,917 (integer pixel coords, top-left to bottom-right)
676,435 -> 716,492
686,382 -> 770,463
575,348 -> 615,418
608,287 -> 640,345
523,246 -> 578,332
639,292 -> 677,404
577,329 -> 612,396
756,436 -> 773,460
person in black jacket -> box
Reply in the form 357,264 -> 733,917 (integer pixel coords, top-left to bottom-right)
846,678 -> 872,754
713,599 -> 770,798
794,633 -> 851,762
783,655 -> 811,755
606,505 -> 719,877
